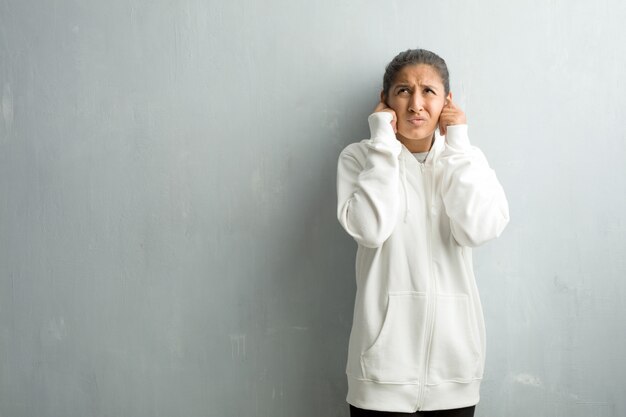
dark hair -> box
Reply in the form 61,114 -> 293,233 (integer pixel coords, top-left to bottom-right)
382,49 -> 450,98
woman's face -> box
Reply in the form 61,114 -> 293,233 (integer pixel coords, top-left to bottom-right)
384,64 -> 451,145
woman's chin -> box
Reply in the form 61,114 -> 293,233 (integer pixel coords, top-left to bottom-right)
397,128 -> 436,142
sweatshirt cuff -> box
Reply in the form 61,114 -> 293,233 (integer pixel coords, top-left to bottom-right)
367,112 -> 402,155
444,124 -> 470,151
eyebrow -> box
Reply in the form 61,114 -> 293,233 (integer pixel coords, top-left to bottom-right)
393,83 -> 439,92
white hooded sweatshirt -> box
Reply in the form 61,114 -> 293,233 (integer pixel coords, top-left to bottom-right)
336,112 -> 509,413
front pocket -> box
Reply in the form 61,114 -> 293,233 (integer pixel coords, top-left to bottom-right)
360,292 -> 427,383
427,294 -> 481,383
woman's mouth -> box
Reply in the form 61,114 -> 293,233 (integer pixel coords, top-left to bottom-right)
407,118 -> 426,127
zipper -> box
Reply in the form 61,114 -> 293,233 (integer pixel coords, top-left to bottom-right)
416,159 -> 438,410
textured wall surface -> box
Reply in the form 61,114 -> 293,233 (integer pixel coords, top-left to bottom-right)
1,1 -> 625,416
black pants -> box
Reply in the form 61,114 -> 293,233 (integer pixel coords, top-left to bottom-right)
349,404 -> 475,417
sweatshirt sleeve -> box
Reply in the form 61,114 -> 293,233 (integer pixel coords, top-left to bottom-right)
336,112 -> 403,248
440,124 -> 510,247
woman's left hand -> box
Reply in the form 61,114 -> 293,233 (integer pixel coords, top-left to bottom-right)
438,98 -> 467,136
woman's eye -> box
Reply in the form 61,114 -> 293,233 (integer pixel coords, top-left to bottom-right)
424,88 -> 435,94
397,88 -> 410,95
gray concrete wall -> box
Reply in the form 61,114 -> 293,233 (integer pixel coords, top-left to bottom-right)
1,1 -> 625,416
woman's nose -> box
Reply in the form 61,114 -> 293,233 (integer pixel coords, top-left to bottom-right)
408,95 -> 424,113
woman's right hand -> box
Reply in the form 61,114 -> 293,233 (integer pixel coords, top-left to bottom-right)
374,100 -> 397,133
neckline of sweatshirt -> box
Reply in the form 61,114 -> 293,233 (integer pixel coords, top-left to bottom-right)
411,151 -> 429,163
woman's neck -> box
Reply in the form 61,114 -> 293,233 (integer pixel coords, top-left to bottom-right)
397,134 -> 435,153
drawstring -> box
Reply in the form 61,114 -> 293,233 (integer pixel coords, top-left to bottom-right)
400,156 -> 410,223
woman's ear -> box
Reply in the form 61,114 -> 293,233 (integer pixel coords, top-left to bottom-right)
445,92 -> 452,105
380,89 -> 386,104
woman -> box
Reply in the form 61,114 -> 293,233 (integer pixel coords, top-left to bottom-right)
336,49 -> 509,416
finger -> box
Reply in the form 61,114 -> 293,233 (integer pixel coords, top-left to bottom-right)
374,101 -> 387,113
440,108 -> 452,118
443,105 -> 457,114
441,112 -> 455,135
439,117 -> 446,136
